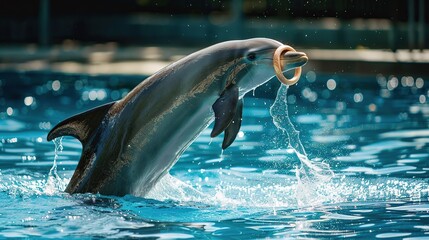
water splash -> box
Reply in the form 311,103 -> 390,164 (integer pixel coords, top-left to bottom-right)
146,85 -> 337,208
270,84 -> 334,207
145,173 -> 208,202
44,137 -> 67,194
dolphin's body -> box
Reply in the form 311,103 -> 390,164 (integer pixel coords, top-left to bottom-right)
47,38 -> 307,196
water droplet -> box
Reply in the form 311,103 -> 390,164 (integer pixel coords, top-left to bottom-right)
96,89 -> 107,101
88,90 -> 97,101
305,71 -> 316,82
416,78 -> 424,88
45,137 -> 65,195
52,80 -> 61,91
387,77 -> 398,90
24,96 -> 34,106
368,103 -> 377,112
327,79 -> 336,90
353,93 -> 363,103
6,107 -> 13,116
237,131 -> 244,138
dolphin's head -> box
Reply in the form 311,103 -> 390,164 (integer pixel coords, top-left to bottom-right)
211,38 -> 308,97
205,38 -> 308,149
235,38 -> 308,95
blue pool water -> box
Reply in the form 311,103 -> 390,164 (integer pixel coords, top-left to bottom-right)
0,70 -> 428,238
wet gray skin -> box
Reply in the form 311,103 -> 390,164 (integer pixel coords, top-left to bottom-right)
47,38 -> 308,196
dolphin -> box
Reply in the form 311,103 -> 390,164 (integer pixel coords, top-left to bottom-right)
47,38 -> 308,196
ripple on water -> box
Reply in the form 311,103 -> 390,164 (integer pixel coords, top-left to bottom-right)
230,167 -> 258,172
386,204 -> 429,212
258,155 -> 288,162
0,155 -> 25,161
376,232 -> 412,238
361,140 -> 417,151
321,213 -> 364,220
15,160 -> 78,167
379,129 -> 429,139
296,114 -> 323,124
334,155 -> 377,162
312,135 -> 350,143
342,166 -> 417,175
397,159 -> 420,164
0,119 -> 26,131
410,153 -> 429,158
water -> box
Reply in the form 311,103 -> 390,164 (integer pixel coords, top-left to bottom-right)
270,84 -> 335,207
0,70 -> 429,238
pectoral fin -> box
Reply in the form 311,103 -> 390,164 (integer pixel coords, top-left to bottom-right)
210,84 -> 239,138
222,99 -> 243,149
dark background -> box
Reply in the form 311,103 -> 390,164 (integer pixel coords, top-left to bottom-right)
0,0 -> 427,49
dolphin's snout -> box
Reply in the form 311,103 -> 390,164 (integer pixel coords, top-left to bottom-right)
281,51 -> 308,70
283,51 -> 306,59
273,45 -> 308,86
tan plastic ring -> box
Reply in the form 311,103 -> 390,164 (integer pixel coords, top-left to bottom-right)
273,45 -> 302,86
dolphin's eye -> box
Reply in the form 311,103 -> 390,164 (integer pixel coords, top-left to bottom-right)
247,52 -> 256,61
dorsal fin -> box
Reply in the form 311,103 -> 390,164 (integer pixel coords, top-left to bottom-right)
47,102 -> 115,143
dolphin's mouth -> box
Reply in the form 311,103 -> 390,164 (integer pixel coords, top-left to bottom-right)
273,45 -> 308,86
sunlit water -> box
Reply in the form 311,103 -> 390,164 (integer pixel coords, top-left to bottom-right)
0,70 -> 428,238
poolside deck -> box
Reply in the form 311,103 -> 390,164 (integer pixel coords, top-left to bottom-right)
0,44 -> 428,76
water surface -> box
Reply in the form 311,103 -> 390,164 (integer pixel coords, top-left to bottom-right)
0,71 -> 428,238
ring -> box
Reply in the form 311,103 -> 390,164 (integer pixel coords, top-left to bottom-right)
273,45 -> 302,86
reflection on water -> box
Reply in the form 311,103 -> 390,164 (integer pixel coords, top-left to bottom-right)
0,71 -> 428,238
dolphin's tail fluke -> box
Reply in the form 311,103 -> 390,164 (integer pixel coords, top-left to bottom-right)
47,102 -> 115,144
